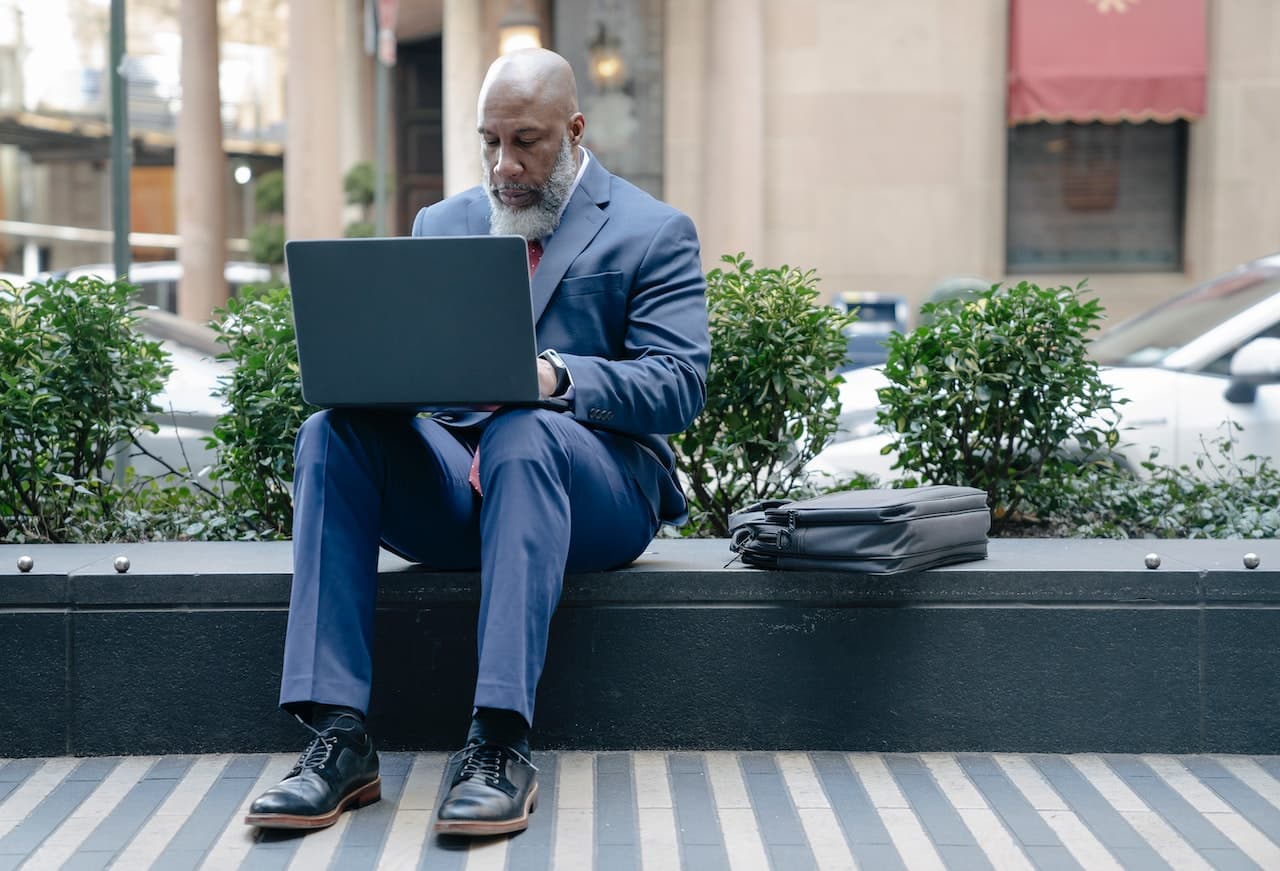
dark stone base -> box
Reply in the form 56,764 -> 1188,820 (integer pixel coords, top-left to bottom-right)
2,538 -> 1278,757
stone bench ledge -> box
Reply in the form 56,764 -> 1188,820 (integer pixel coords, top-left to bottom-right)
2,539 -> 1277,608
3,539 -> 1279,757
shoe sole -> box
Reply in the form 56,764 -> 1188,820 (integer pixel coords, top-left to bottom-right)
433,782 -> 539,837
244,777 -> 382,830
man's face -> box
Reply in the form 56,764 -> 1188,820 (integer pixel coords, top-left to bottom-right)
479,82 -> 584,240
478,84 -> 582,210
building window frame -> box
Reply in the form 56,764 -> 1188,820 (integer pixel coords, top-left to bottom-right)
1005,120 -> 1189,274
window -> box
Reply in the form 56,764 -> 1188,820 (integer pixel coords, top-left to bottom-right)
1006,121 -> 1188,273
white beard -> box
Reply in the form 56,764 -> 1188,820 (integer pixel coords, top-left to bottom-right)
485,138 -> 578,241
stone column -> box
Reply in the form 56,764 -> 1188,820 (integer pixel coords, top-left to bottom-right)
663,0 -> 708,229
176,0 -> 227,322
707,0 -> 764,262
665,0 -> 764,267
338,0 -> 376,181
286,0 -> 344,241
443,0 -> 485,196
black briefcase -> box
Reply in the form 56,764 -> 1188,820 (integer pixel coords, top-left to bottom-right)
728,485 -> 990,574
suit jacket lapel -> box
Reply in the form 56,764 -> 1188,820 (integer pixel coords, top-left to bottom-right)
466,196 -> 491,235
531,155 -> 611,323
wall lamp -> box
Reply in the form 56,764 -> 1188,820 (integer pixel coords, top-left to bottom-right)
588,22 -> 626,91
499,0 -> 542,55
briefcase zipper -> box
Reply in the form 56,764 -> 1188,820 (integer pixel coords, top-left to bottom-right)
760,511 -> 791,551
763,504 -> 989,526
755,524 -> 795,551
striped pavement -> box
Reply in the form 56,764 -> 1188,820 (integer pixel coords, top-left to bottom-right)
4,752 -> 1280,869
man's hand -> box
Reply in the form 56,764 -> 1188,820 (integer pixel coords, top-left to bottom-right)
537,357 -> 557,399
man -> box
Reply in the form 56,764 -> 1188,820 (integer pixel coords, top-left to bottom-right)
244,48 -> 709,837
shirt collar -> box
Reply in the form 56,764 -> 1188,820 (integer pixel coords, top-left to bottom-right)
543,146 -> 590,244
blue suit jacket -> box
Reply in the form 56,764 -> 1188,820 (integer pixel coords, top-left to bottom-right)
409,153 -> 710,524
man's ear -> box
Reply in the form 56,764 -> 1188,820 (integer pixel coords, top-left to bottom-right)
568,112 -> 586,147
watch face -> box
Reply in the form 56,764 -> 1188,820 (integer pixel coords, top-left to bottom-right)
541,350 -> 571,395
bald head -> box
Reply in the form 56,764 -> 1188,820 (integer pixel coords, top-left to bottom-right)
479,48 -> 579,119
477,48 -> 586,237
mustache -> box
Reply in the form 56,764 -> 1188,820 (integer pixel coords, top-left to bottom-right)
492,182 -> 537,193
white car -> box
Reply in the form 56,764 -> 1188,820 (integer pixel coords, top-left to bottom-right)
62,260 -> 273,313
805,374 -> 897,483
808,252 -> 1280,484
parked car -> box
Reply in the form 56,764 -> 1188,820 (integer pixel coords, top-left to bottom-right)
918,275 -> 992,325
61,260 -> 273,313
832,291 -> 910,371
809,253 -> 1280,483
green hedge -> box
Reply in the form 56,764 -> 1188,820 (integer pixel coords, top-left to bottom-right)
4,268 -> 1277,543
1,276 -> 170,541
877,280 -> 1122,533
206,286 -> 315,537
671,254 -> 855,537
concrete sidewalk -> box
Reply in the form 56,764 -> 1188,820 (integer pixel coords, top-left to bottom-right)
4,750 -> 1280,870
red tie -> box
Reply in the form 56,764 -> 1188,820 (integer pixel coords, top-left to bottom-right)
469,239 -> 543,496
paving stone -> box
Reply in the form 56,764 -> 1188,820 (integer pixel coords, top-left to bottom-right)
1,749 -> 1280,869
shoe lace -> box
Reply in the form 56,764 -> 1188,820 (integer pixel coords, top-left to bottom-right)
290,713 -> 342,772
451,742 -> 536,787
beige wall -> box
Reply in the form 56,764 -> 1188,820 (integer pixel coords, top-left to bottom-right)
1184,0 -> 1280,286
666,0 -> 1280,326
667,0 -> 1008,310
766,0 -> 1008,309
663,0 -> 765,265
284,0 -> 345,240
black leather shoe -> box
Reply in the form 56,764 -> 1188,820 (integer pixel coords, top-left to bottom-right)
435,742 -> 538,836
244,714 -> 381,829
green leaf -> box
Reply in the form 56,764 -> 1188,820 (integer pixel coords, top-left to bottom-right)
670,253 -> 856,536
873,279 -> 1126,531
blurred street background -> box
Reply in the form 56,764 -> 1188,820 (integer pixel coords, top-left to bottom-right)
1,0 -> 1276,327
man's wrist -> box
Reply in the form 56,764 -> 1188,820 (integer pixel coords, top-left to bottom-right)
539,349 -> 572,397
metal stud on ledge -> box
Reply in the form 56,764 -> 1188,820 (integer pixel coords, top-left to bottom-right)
17,555 -> 34,573
113,555 -> 131,574
1144,552 -> 1161,570
1243,552 -> 1261,570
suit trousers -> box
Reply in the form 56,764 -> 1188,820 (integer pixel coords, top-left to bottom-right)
279,407 -> 661,725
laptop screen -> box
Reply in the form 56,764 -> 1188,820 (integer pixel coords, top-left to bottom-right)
285,235 -> 542,409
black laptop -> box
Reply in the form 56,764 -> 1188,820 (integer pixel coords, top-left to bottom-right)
284,235 -> 553,410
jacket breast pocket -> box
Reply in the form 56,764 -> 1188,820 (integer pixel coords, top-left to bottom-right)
557,271 -> 625,297
545,271 -> 628,353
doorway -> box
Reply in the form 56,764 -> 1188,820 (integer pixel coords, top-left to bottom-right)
395,36 -> 444,232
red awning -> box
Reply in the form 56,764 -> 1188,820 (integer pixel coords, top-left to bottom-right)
1008,0 -> 1207,125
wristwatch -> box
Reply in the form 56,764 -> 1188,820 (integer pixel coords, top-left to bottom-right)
540,349 -> 572,397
